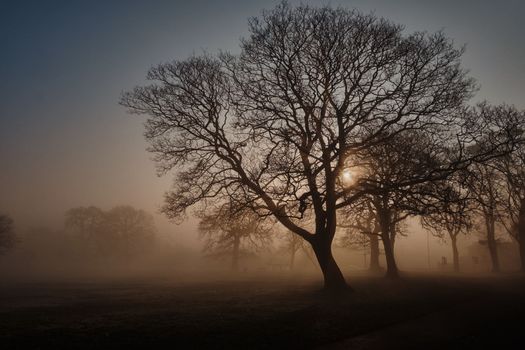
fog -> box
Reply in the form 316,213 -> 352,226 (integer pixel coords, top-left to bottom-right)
1,1 -> 525,348
0,212 -> 519,284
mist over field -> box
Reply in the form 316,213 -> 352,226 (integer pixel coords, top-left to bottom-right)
0,216 -> 516,282
1,1 -> 525,349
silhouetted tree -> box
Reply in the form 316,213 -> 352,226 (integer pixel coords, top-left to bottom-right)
104,206 -> 156,257
280,229 -> 317,270
65,206 -> 105,252
0,214 -> 15,254
197,204 -> 272,271
363,194 -> 409,278
344,132 -> 443,279
122,3 -> 515,292
421,181 -> 473,272
65,205 -> 156,258
281,230 -> 303,270
65,206 -> 104,238
345,103 -> 522,278
340,200 -> 382,272
496,117 -> 525,270
466,162 -> 505,272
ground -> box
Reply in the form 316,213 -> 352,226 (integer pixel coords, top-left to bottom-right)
1,273 -> 524,349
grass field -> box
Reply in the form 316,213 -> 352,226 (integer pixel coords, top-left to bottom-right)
1,273 -> 524,349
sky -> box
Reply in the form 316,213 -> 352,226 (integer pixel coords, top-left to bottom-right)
1,0 -> 524,247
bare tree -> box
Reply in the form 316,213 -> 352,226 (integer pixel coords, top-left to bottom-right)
65,206 -> 156,257
339,199 -> 382,272
421,181 -> 473,272
281,230 -> 303,270
495,116 -> 525,270
344,104 -> 522,278
121,3 -> 514,292
105,206 -> 156,257
280,229 -> 317,270
197,204 -> 272,271
344,132 -> 443,279
466,163 -> 506,272
65,206 -> 105,253
367,194 -> 409,278
0,214 -> 15,254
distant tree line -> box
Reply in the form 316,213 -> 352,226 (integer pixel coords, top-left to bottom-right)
0,205 -> 156,265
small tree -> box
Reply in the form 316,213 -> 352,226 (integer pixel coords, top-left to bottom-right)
495,117 -> 525,271
65,205 -> 156,258
466,163 -> 505,272
421,181 -> 473,272
340,199 -> 382,272
343,132 -> 440,278
198,204 -> 272,271
65,206 -> 105,253
0,214 -> 15,254
280,229 -> 317,270
104,206 -> 156,257
447,104 -> 523,272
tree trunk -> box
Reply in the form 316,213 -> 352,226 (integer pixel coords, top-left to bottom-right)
232,234 -> 240,272
382,232 -> 399,279
485,213 -> 500,273
377,207 -> 399,279
311,237 -> 352,293
451,235 -> 460,273
369,234 -> 381,272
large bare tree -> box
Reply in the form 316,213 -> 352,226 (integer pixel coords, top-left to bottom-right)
121,3 -> 515,292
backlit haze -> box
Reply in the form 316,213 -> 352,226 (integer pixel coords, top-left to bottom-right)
1,0 -> 524,255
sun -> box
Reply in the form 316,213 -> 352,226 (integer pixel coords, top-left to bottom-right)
342,170 -> 353,182
341,169 -> 355,186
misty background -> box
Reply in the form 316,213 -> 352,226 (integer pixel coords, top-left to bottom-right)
1,0 -> 524,275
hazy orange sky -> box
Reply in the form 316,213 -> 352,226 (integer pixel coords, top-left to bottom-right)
1,0 -> 524,247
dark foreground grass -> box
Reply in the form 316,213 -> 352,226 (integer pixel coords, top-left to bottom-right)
1,273 -> 524,349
